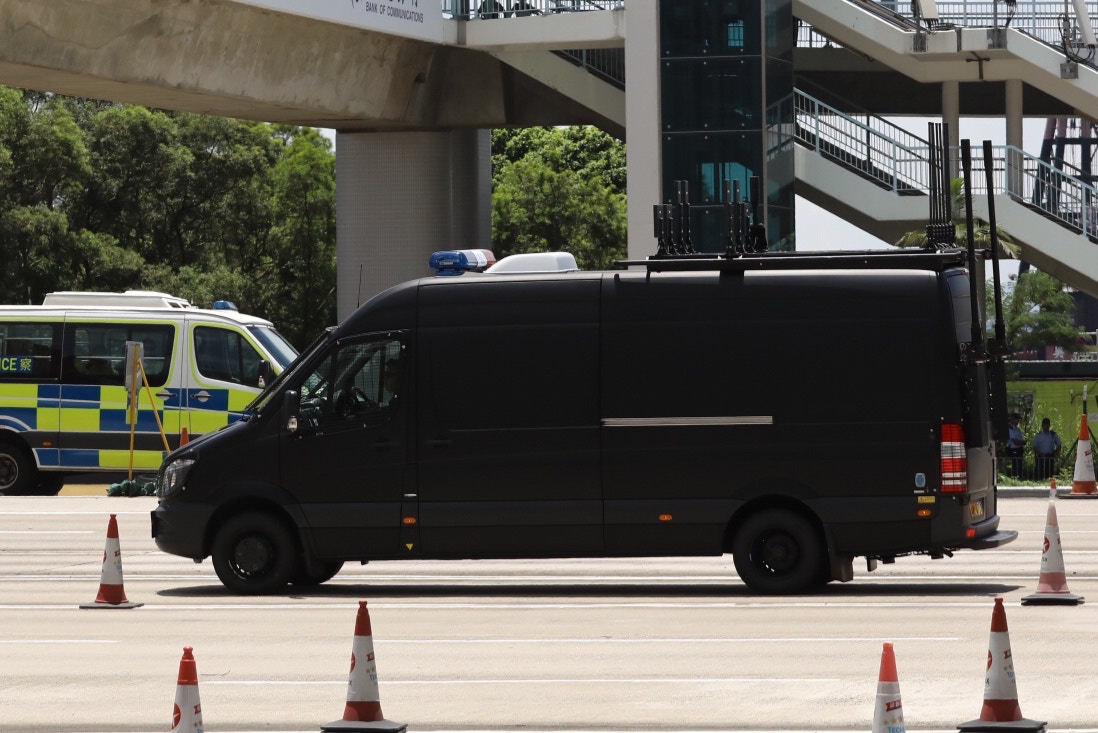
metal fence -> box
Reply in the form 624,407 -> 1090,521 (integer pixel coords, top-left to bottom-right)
799,0 -> 1098,52
441,0 -> 623,20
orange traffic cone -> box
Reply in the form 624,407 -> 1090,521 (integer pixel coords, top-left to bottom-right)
1066,412 -> 1097,497
1021,496 -> 1084,605
958,598 -> 1046,732
179,426 -> 190,449
80,514 -> 143,609
170,646 -> 203,733
872,643 -> 905,733
322,601 -> 406,732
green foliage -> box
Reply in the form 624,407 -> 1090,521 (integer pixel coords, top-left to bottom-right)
0,88 -> 336,348
1000,270 -> 1084,354
491,127 -> 627,270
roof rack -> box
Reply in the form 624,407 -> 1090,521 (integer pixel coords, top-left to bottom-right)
617,248 -> 970,273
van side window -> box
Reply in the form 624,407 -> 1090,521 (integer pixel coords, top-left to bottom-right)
0,323 -> 61,381
194,326 -> 265,387
65,323 -> 175,387
298,337 -> 402,429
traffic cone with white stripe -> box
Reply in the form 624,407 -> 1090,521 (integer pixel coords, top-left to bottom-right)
872,642 -> 905,733
80,514 -> 143,609
322,601 -> 406,732
1066,411 -> 1097,497
1021,495 -> 1083,605
958,598 -> 1046,732
170,646 -> 203,733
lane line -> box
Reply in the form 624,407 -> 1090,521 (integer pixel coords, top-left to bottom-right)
206,677 -> 843,685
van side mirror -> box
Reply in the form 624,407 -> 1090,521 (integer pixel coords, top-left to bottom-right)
258,360 -> 272,389
283,390 -> 300,434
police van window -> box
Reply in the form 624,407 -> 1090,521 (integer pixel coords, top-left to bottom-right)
0,323 -> 61,381
64,323 -> 174,387
297,337 -> 402,429
194,326 -> 265,387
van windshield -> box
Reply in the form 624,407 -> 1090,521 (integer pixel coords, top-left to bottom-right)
247,325 -> 298,370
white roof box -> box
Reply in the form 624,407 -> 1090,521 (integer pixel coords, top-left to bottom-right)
486,252 -> 580,274
42,290 -> 194,308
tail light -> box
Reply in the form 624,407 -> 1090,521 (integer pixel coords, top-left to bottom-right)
940,422 -> 967,493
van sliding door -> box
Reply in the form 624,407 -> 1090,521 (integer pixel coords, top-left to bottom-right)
416,278 -> 602,556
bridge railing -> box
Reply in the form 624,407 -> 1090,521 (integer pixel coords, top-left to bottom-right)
799,0 -> 1098,52
794,87 -> 1098,241
442,0 -> 623,20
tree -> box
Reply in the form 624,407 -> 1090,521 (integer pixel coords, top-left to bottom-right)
491,127 -> 627,270
995,270 -> 1084,355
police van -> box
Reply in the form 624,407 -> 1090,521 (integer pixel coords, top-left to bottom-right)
150,246 -> 1017,595
0,291 -> 297,495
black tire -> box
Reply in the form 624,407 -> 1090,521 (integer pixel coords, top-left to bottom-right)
211,512 -> 297,594
731,509 -> 827,595
0,441 -> 37,496
291,559 -> 344,587
33,474 -> 65,496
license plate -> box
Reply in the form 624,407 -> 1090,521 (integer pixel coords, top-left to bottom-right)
969,498 -> 985,520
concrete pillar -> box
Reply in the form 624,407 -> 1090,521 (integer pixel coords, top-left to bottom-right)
942,80 -> 960,179
335,129 -> 491,321
625,0 -> 661,259
1005,78 -> 1024,198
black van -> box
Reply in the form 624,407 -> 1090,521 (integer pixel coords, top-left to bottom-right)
150,247 -> 1016,594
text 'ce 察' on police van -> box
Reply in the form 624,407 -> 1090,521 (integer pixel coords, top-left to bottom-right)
0,290 -> 297,495
150,175 -> 1018,595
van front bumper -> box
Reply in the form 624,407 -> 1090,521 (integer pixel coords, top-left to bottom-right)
150,502 -> 215,560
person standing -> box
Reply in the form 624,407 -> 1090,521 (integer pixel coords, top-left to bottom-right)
1033,417 -> 1062,481
1006,413 -> 1025,477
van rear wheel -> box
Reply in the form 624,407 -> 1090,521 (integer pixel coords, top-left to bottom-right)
732,509 -> 827,594
212,513 -> 296,595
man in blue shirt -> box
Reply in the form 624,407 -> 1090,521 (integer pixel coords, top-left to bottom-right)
1032,417 -> 1062,481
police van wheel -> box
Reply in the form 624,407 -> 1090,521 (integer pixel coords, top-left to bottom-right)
211,513 -> 297,595
731,509 -> 827,595
0,442 -> 35,496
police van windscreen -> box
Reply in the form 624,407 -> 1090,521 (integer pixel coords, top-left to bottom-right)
247,326 -> 297,370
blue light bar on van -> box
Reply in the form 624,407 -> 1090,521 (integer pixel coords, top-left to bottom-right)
213,300 -> 238,310
428,249 -> 496,276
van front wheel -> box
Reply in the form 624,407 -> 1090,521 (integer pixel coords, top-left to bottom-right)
731,510 -> 826,594
212,513 -> 297,595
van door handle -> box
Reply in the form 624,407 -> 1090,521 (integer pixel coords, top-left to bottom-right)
425,439 -> 451,447
193,390 -> 212,402
156,390 -> 174,400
